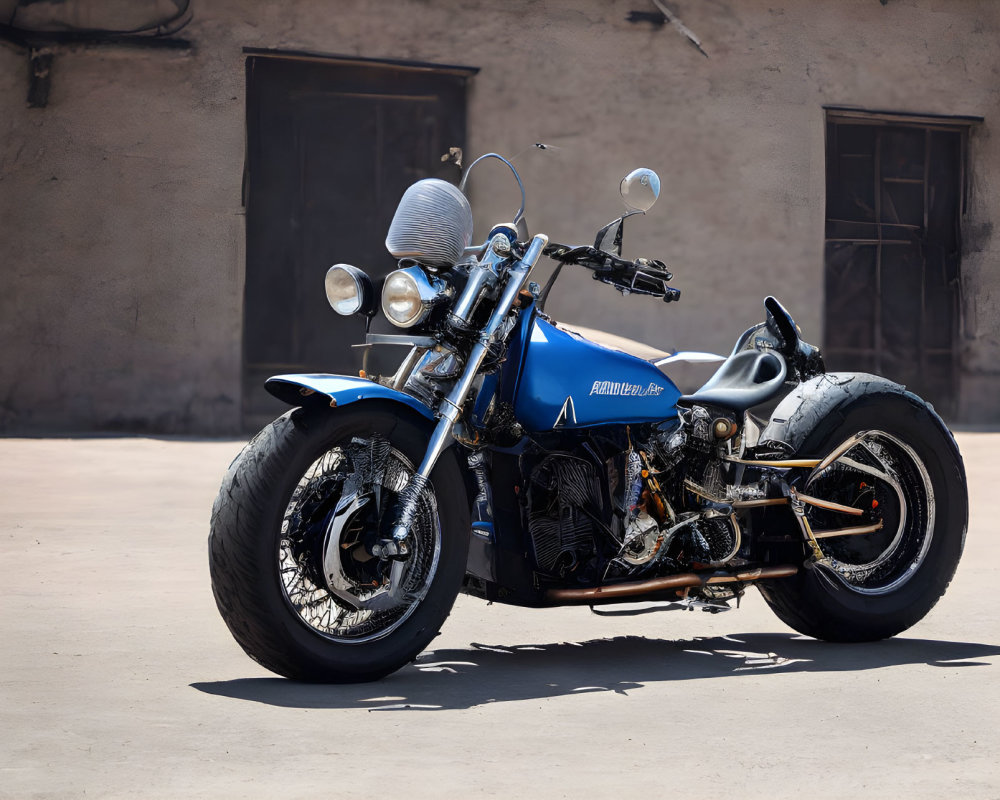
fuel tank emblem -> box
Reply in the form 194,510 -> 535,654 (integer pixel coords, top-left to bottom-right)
553,396 -> 577,428
589,380 -> 665,397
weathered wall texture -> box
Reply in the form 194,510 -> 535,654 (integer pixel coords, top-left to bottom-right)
1,0 -> 998,432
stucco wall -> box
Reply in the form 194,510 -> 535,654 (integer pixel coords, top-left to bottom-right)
0,36 -> 245,432
1,0 -> 998,432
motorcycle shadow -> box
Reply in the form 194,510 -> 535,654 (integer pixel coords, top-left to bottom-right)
191,632 -> 1000,711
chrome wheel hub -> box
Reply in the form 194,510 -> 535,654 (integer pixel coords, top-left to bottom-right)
804,430 -> 934,595
278,435 -> 441,643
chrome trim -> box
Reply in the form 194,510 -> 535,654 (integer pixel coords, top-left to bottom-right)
740,412 -> 765,453
806,430 -> 871,484
322,493 -> 371,610
362,333 -> 437,348
459,153 -> 526,224
654,351 -> 727,366
324,264 -> 375,316
462,242 -> 489,258
807,432 -> 934,595
620,167 -> 661,212
381,266 -> 451,328
385,179 -> 474,267
448,233 -> 509,325
319,456 -> 443,614
390,234 -> 549,544
391,345 -> 430,391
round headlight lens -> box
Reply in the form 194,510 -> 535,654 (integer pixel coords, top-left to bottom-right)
382,270 -> 423,327
325,265 -> 363,315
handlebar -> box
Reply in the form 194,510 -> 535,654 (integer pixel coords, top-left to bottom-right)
541,243 -> 680,303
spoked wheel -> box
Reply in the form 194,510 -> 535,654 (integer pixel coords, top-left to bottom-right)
758,392 -> 967,642
209,403 -> 469,682
801,430 -> 934,595
278,435 -> 440,642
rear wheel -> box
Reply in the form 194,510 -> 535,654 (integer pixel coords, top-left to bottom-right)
209,403 -> 469,682
758,392 -> 967,641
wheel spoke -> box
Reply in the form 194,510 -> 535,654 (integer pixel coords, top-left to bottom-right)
803,431 -> 933,594
277,436 -> 441,642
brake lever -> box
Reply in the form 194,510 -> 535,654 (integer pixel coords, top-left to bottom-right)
540,244 -> 680,303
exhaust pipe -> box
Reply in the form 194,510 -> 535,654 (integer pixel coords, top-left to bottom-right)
544,565 -> 798,606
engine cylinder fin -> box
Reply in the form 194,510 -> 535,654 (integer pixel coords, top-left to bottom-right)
526,454 -> 604,574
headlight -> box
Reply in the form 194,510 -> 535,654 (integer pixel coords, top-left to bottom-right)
325,264 -> 375,316
381,265 -> 450,328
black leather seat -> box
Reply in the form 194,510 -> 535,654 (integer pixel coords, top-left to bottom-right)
678,349 -> 787,413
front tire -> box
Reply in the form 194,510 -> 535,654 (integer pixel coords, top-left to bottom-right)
208,403 -> 469,682
758,392 -> 967,642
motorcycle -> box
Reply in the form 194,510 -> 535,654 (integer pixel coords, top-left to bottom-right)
209,153 -> 967,683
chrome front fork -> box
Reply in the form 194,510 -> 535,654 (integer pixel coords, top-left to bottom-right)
372,233 -> 548,563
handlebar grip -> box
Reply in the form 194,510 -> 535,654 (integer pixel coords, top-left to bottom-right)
663,287 -> 681,303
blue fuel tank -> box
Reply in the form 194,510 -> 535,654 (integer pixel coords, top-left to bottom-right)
512,317 -> 681,432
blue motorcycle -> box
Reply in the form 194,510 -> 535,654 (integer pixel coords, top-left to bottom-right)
209,154 -> 967,682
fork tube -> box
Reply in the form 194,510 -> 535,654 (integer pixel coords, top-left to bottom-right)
390,234 -> 548,545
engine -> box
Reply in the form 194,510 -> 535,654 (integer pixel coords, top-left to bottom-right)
525,454 -> 605,580
522,409 -> 750,587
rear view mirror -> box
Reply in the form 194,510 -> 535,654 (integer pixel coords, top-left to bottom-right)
595,168 -> 662,255
620,168 -> 660,212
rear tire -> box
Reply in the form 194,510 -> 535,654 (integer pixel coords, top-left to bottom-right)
208,403 -> 469,682
758,392 -> 967,642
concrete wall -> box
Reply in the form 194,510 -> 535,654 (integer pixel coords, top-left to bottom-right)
1,0 -> 998,432
0,29 -> 245,432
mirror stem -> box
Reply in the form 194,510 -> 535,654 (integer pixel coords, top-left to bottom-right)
613,216 -> 625,256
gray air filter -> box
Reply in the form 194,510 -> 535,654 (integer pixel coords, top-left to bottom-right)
385,179 -> 474,268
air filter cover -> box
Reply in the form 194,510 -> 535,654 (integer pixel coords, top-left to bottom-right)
385,179 -> 474,268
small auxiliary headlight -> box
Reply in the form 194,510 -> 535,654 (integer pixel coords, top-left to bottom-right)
325,264 -> 375,316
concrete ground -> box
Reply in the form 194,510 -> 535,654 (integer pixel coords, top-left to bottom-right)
1,433 -> 998,799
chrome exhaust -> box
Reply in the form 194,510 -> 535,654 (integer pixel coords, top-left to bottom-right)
544,565 -> 798,606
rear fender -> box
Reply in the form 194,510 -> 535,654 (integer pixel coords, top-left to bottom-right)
758,372 -> 914,456
265,374 -> 435,422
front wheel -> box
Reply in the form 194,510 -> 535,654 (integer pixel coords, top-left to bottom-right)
758,392 -> 967,642
208,403 -> 469,682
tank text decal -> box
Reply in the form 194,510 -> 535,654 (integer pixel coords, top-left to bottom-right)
589,381 -> 665,397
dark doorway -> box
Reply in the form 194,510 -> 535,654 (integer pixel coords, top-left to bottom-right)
242,50 -> 477,430
823,109 -> 977,419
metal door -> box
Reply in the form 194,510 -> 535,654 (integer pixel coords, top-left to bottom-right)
823,110 -> 974,418
242,51 -> 476,430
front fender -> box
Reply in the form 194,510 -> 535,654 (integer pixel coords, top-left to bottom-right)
265,374 -> 435,421
758,372 -> 913,455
